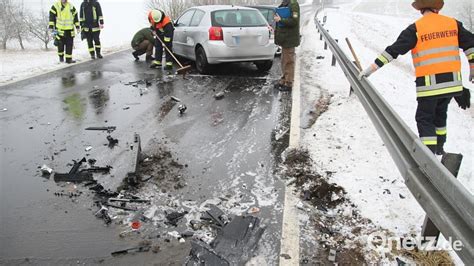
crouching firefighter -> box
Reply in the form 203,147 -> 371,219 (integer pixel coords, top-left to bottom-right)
80,0 -> 104,59
359,0 -> 474,155
148,9 -> 174,70
49,0 -> 80,63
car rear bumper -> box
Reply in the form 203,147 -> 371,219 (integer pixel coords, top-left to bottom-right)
205,41 -> 275,64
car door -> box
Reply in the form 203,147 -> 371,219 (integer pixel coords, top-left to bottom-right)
173,9 -> 195,58
185,9 -> 206,60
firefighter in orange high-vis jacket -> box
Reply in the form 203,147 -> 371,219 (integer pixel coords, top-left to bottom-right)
148,9 -> 174,70
359,0 -> 474,155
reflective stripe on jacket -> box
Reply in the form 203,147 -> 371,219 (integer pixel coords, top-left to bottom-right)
54,2 -> 76,30
411,14 -> 462,97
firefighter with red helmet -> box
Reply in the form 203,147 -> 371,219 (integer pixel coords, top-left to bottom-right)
359,0 -> 474,155
148,9 -> 174,70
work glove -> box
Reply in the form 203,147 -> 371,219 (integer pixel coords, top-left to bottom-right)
454,88 -> 471,110
358,63 -> 379,80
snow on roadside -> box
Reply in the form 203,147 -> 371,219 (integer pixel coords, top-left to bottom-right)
297,3 -> 472,265
1,0 -> 149,86
0,45 -> 128,85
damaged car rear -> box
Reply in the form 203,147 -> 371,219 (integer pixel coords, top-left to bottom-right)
173,5 -> 276,74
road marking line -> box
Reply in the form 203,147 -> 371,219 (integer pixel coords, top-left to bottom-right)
280,46 -> 302,265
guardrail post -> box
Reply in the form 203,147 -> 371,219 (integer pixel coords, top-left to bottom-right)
331,39 -> 338,67
324,41 -> 328,50
421,153 -> 463,243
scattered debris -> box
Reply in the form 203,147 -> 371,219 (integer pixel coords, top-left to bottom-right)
95,205 -> 112,225
111,242 -> 151,256
143,205 -> 158,220
201,204 -> 227,228
171,96 -> 181,102
328,249 -> 337,262
107,135 -> 119,148
281,254 -> 292,260
123,106 -> 130,110
165,211 -> 188,227
185,215 -> 265,265
316,56 -> 325,59
85,146 -> 93,152
247,207 -> 260,214
109,198 -> 150,204
190,220 -> 202,231
178,104 -> 187,115
125,133 -> 142,185
85,126 -> 116,133
399,194 -> 406,199
104,203 -> 137,212
214,91 -> 225,100
54,158 -> 94,183
41,164 -> 53,176
1,108 -> 7,112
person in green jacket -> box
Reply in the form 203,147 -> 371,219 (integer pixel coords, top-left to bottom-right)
274,0 -> 300,91
131,28 -> 155,62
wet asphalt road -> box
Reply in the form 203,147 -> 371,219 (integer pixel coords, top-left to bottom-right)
0,50 -> 291,264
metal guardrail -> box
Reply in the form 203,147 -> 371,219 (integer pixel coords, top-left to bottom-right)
314,11 -> 474,264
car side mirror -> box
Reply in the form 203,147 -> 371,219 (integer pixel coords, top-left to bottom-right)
174,21 -> 179,27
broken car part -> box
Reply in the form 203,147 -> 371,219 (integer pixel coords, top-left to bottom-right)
85,126 -> 117,133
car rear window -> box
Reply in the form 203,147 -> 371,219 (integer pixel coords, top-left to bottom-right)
211,9 -> 267,27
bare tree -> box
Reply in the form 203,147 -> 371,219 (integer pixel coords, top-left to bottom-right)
147,0 -> 190,20
25,9 -> 52,50
0,0 -> 15,49
0,0 -> 30,50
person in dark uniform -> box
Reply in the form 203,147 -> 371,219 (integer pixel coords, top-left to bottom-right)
148,9 -> 174,70
80,0 -> 104,59
359,0 -> 473,155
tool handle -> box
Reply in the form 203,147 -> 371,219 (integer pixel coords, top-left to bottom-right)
345,38 -> 363,71
151,31 -> 184,68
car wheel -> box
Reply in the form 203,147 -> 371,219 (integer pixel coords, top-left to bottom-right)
255,60 -> 273,72
196,46 -> 210,74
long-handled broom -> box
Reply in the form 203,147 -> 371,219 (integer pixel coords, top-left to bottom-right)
151,31 -> 192,77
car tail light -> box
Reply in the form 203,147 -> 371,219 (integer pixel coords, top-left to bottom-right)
209,27 -> 223,41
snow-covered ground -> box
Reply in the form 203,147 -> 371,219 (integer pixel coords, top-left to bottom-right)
298,1 -> 473,264
1,0 -> 150,85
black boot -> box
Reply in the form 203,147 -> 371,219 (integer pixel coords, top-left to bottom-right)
91,53 -> 96,60
59,56 -> 64,63
66,58 -> 76,64
96,48 -> 102,59
436,143 -> 446,155
132,51 -> 139,61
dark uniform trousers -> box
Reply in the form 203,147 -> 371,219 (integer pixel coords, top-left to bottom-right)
154,33 -> 173,64
85,31 -> 101,56
415,97 -> 451,153
58,30 -> 74,60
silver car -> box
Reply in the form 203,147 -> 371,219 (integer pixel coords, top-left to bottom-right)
172,5 -> 276,74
